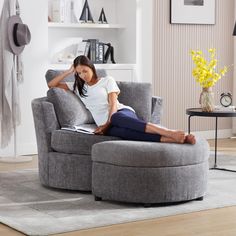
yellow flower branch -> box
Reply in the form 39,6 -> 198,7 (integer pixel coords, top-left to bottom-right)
190,48 -> 228,88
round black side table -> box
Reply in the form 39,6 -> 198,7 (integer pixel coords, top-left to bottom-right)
186,108 -> 236,172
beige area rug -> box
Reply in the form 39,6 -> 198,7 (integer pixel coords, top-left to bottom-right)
0,153 -> 236,236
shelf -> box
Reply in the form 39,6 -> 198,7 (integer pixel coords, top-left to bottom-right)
48,22 -> 125,29
49,63 -> 136,70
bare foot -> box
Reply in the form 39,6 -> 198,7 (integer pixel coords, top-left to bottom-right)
170,130 -> 185,143
184,134 -> 196,145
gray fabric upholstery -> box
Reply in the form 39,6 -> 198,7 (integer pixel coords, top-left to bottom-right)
31,69 -> 163,191
51,130 -> 120,155
116,82 -> 152,122
47,88 -> 94,127
92,162 -> 208,204
31,98 -> 59,185
48,152 -> 92,191
92,138 -> 209,204
151,96 -> 163,124
92,138 -> 209,167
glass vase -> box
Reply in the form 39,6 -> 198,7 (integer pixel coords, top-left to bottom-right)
199,87 -> 215,112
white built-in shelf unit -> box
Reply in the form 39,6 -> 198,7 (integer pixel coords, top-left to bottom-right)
48,0 -> 136,67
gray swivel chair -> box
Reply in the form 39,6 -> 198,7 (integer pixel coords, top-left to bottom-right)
31,69 -> 163,191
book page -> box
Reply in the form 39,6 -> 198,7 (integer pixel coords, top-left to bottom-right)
61,124 -> 97,134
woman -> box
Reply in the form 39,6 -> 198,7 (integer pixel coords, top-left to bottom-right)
48,55 -> 196,144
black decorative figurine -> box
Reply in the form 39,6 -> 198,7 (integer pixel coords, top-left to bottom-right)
79,0 -> 94,23
104,43 -> 115,64
98,8 -> 108,24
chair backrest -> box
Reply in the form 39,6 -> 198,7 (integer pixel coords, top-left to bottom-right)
45,69 -> 151,123
117,81 -> 151,122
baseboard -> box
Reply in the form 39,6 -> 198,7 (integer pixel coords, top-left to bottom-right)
16,142 -> 38,156
192,129 -> 232,140
0,142 -> 37,159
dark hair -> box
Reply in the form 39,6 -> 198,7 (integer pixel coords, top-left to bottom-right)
73,55 -> 98,97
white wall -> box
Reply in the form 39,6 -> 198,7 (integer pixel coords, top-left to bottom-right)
136,0 -> 153,83
116,0 -> 153,82
0,0 -> 48,157
115,0 -> 136,64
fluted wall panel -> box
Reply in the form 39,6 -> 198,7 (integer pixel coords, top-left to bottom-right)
153,0 -> 234,132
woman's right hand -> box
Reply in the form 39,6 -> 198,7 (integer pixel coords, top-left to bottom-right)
48,64 -> 74,89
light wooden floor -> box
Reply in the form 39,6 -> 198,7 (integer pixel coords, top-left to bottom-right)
0,138 -> 235,236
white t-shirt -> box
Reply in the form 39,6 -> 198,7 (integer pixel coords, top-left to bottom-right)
66,76 -> 135,126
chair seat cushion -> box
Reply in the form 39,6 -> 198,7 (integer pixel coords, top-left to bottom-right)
92,137 -> 209,167
51,130 -> 121,155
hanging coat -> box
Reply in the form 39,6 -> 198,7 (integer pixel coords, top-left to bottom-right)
0,0 -> 22,148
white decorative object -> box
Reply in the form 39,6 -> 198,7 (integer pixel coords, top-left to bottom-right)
72,0 -> 84,23
64,0 -> 81,23
52,0 -> 65,22
171,0 -> 215,24
64,0 -> 72,23
70,1 -> 77,23
50,37 -> 83,64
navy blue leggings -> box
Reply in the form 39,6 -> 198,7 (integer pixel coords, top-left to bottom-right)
106,109 -> 161,142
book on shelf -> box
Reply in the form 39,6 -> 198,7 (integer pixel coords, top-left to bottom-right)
83,39 -> 105,64
80,40 -> 91,57
76,41 -> 89,56
52,0 -> 65,22
89,39 -> 99,63
96,42 -> 104,63
84,41 -> 90,57
61,124 -> 97,134
51,0 -> 81,23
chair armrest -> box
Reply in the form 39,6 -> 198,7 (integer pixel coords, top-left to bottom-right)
31,98 -> 60,153
32,97 -> 60,185
150,96 -> 163,124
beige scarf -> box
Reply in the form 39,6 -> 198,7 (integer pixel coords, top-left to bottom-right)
0,0 -> 23,148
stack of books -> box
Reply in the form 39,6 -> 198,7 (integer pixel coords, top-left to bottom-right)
52,0 -> 66,22
214,105 -> 236,112
51,0 -> 81,23
82,39 -> 105,64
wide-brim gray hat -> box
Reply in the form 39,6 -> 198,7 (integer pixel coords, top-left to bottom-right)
8,15 -> 31,55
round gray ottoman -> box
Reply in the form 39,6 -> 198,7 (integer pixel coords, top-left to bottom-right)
91,137 -> 210,205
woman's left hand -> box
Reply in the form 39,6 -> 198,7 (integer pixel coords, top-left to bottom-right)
94,123 -> 110,135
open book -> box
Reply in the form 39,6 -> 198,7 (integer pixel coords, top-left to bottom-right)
61,124 -> 97,135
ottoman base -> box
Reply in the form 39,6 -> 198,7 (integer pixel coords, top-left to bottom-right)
92,161 -> 208,204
